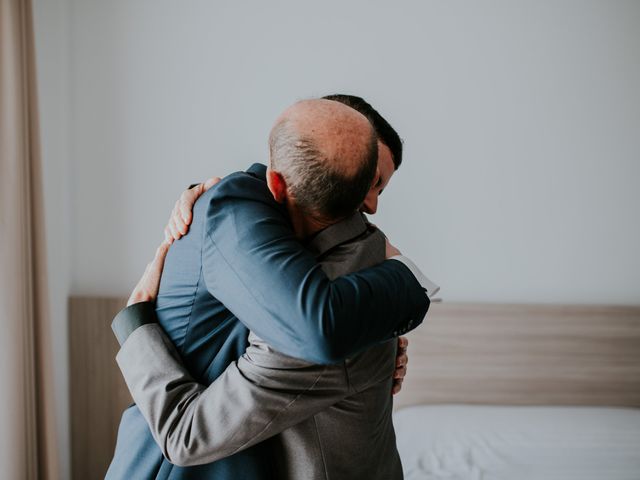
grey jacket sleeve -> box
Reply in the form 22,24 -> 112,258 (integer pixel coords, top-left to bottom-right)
116,324 -> 350,467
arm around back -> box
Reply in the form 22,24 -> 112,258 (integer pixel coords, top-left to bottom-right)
202,169 -> 429,364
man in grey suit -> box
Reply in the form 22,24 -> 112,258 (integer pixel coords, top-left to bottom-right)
113,98 -> 437,479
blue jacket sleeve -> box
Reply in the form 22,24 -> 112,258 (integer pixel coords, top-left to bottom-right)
201,169 -> 430,364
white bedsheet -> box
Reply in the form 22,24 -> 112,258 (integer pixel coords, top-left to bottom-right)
393,405 -> 640,480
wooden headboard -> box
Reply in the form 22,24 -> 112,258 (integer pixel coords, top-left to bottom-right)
68,297 -> 640,479
394,302 -> 640,410
69,297 -> 129,480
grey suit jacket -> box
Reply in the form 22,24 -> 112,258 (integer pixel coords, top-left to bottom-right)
116,212 -> 404,479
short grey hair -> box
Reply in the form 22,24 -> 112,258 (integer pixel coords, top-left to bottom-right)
269,118 -> 378,220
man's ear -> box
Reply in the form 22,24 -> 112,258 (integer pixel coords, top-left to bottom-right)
266,168 -> 287,204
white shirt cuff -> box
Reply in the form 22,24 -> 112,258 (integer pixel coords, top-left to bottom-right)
390,255 -> 440,299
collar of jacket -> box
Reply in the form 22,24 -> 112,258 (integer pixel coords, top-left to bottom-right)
306,212 -> 370,258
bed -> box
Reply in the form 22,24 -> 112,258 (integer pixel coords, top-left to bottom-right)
394,405 -> 640,480
68,299 -> 640,479
392,303 -> 640,480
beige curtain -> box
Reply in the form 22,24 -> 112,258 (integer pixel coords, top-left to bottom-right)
0,0 -> 59,478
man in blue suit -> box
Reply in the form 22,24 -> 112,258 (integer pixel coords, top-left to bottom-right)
106,97 -> 431,479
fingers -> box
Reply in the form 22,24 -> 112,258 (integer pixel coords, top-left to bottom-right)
392,362 -> 407,395
164,178 -> 222,245
168,194 -> 189,239
394,365 -> 407,379
168,179 -> 218,243
178,185 -> 202,226
396,350 -> 408,366
391,378 -> 404,396
203,176 -> 222,191
396,352 -> 408,368
127,242 -> 170,307
178,200 -> 193,227
165,178 -> 221,245
173,205 -> 188,235
396,336 -> 408,368
392,336 -> 409,395
165,204 -> 180,244
167,214 -> 181,241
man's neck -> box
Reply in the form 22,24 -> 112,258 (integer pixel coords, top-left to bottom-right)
286,204 -> 336,240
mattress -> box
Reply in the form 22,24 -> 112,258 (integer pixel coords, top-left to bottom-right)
393,405 -> 640,480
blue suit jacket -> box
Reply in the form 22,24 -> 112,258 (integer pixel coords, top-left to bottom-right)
106,163 -> 429,479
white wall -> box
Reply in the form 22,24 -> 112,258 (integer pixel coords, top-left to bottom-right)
32,1 -> 640,472
33,0 -> 71,478
64,0 -> 640,304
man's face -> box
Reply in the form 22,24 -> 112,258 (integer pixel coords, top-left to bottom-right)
360,140 -> 395,215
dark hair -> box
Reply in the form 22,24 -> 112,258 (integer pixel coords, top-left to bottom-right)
269,118 -> 378,220
322,94 -> 403,169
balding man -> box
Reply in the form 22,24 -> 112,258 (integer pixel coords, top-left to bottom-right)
107,99 -> 435,480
